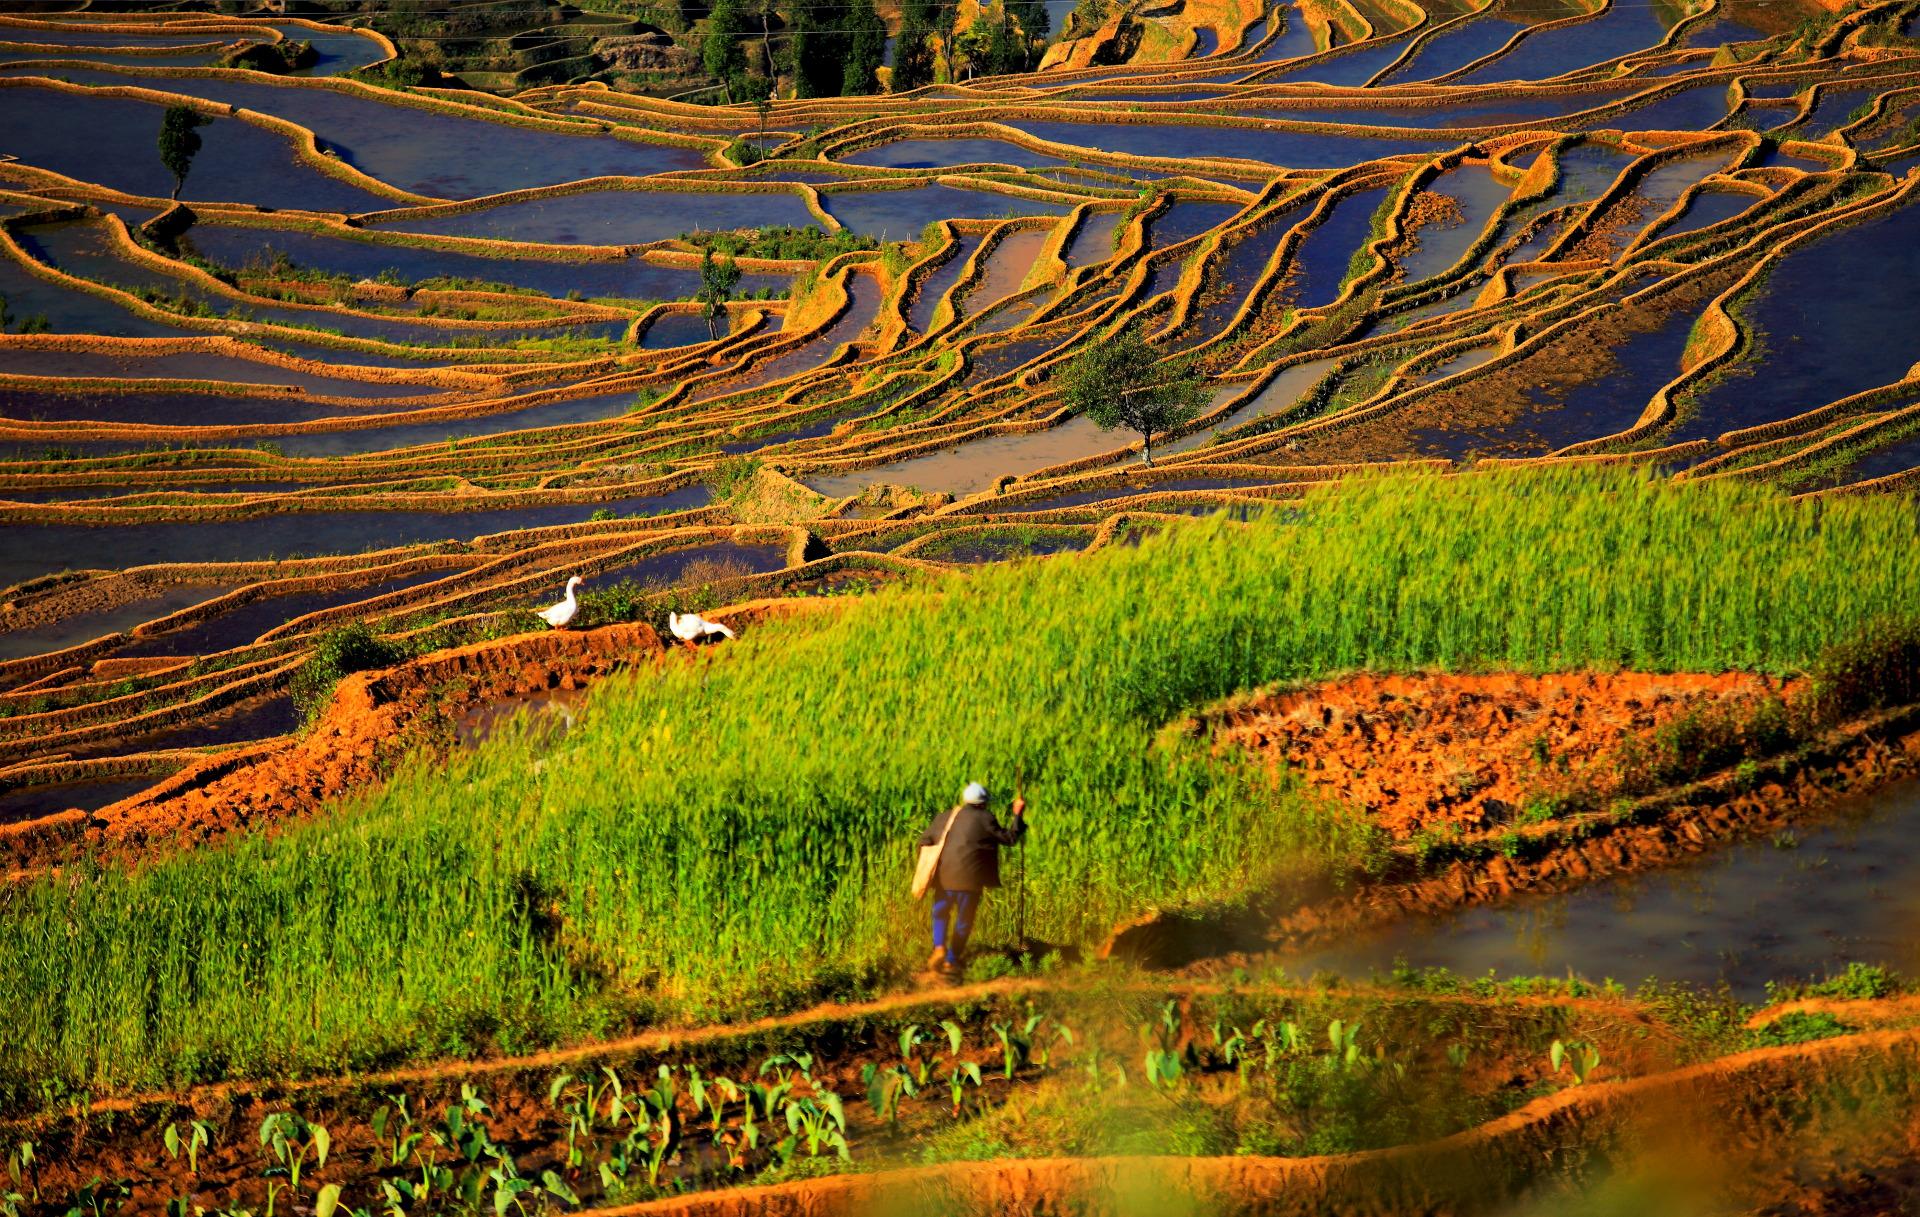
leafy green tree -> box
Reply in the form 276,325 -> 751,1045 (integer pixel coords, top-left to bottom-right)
785,0 -> 848,97
1057,323 -> 1210,465
156,104 -> 209,200
698,247 -> 743,340
703,0 -> 748,99
951,16 -> 988,79
841,0 -> 888,94
983,8 -> 1020,74
892,0 -> 940,90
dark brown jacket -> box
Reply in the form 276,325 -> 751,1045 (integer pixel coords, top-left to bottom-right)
918,802 -> 1026,892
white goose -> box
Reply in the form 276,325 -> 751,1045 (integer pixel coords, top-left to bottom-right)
539,576 -> 584,629
668,610 -> 736,643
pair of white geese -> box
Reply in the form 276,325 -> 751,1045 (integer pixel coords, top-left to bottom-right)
538,575 -> 736,643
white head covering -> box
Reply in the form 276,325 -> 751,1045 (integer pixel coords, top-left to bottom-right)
961,782 -> 989,805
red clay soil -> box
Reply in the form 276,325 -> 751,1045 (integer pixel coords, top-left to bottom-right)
1205,669 -> 1797,839
0,599 -> 824,874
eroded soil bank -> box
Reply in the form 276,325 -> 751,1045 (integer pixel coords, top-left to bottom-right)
1107,669 -> 1920,972
1206,669 -> 1797,838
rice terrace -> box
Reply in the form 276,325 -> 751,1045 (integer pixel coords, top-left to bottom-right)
3,0 -> 1920,1207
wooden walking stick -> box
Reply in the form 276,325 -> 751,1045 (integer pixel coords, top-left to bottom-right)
1015,766 -> 1028,952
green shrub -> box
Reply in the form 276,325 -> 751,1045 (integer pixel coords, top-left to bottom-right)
1781,962 -> 1901,1002
1750,1011 -> 1854,1046
290,623 -> 406,721
1805,617 -> 1920,724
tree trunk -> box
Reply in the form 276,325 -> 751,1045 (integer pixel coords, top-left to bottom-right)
1140,430 -> 1154,466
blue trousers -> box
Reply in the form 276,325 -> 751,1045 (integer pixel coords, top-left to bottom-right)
931,888 -> 980,966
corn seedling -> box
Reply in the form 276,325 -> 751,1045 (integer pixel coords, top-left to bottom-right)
370,1095 -> 422,1169
58,1176 -> 131,1217
783,1092 -> 849,1160
257,1113 -> 329,1197
162,1121 -> 211,1176
992,1013 -> 1047,1079
1550,1039 -> 1602,1085
899,1024 -> 934,1086
944,1060 -> 984,1117
6,1142 -> 35,1204
861,1062 -> 917,1127
1327,1020 -> 1364,1069
1081,1041 -> 1126,1091
1032,1021 -> 1074,1069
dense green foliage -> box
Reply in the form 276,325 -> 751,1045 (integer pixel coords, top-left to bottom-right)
1059,322 -> 1210,463
156,104 -> 208,201
697,247 -> 743,339
290,622 -> 407,720
2,468 -> 1918,1098
681,223 -> 876,260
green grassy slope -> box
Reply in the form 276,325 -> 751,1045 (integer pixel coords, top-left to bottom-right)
3,466 -> 1915,1099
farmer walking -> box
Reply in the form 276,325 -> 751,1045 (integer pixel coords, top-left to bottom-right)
915,781 -> 1027,975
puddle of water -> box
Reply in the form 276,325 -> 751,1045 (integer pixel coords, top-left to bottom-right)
999,474 -> 1279,512
1284,779 -> 1920,1003
1406,295 -> 1700,457
454,685 -> 589,748
917,530 -> 1091,562
1685,18 -> 1763,48
18,219 -> 615,348
1008,119 -> 1452,169
957,228 -> 1052,319
1167,357 -> 1337,450
1273,37 -> 1414,88
1253,3 -> 1319,62
687,273 -> 880,402
1588,84 -> 1734,133
593,540 -> 787,588
1395,164 -> 1512,285
0,775 -> 159,826
27,688 -> 300,762
1819,422 -> 1920,490
1650,188 -> 1762,240
843,137 -> 1058,170
639,311 -> 721,349
1145,201 -> 1244,252
1387,15 -> 1528,84
114,567 -> 456,658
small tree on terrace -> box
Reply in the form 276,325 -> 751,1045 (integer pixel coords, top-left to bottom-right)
157,104 -> 209,201
1057,323 -> 1209,466
698,246 -> 743,340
